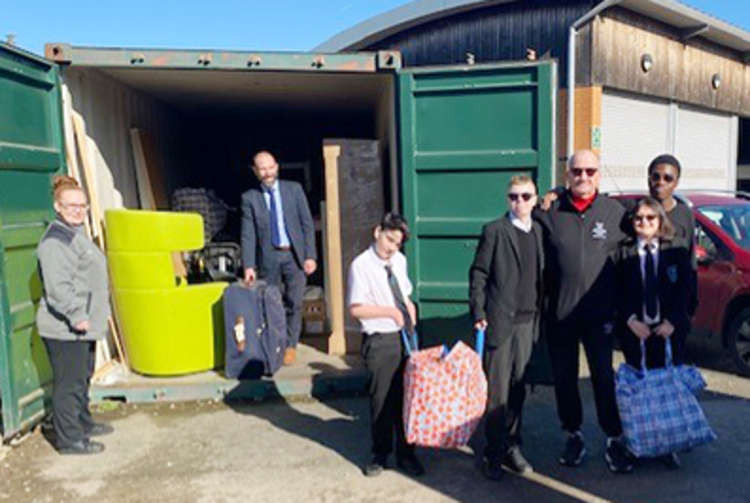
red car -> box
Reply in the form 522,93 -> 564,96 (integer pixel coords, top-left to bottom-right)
612,191 -> 750,376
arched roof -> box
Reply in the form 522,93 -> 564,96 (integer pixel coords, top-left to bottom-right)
315,0 -> 750,56
314,0 -> 514,52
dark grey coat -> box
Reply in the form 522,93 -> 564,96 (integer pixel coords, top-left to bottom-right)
469,214 -> 544,347
241,180 -> 316,276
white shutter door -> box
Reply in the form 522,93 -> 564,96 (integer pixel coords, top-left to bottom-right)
674,105 -> 737,190
600,91 -> 671,193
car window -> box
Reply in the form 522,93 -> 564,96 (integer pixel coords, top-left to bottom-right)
695,221 -> 732,261
697,203 -> 750,251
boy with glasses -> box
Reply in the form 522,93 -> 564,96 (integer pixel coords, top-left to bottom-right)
470,175 -> 544,480
644,154 -> 697,320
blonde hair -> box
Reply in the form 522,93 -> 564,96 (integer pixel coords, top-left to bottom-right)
507,175 -> 536,193
52,175 -> 84,202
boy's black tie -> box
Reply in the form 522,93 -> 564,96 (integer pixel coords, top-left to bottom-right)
385,264 -> 414,335
644,244 -> 658,319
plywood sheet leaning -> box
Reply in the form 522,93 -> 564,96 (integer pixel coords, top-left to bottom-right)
70,110 -> 127,371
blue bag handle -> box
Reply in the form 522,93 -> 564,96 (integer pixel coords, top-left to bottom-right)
401,329 -> 418,356
639,336 -> 673,374
401,328 -> 485,359
475,328 -> 485,360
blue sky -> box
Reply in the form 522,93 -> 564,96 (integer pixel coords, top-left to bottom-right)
3,0 -> 749,57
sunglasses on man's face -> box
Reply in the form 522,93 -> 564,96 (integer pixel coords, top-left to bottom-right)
570,167 -> 598,177
650,172 -> 676,183
508,192 -> 534,202
634,214 -> 658,223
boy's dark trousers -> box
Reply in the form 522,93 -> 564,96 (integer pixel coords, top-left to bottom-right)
361,331 -> 413,458
547,319 -> 622,438
484,319 -> 534,461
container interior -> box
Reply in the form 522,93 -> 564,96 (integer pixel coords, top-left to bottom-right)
62,65 -> 397,295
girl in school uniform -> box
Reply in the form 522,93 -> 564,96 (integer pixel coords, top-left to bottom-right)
615,196 -> 692,468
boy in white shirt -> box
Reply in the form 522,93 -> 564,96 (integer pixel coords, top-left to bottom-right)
348,213 -> 424,478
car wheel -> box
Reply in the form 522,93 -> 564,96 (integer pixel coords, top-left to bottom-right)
726,307 -> 750,377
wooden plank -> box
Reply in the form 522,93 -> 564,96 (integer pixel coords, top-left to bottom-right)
71,111 -> 121,369
323,144 -> 346,356
71,112 -> 104,246
129,128 -> 187,279
129,129 -> 156,211
134,129 -> 169,209
61,86 -> 92,237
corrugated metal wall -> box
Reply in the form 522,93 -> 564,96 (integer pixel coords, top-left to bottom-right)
367,0 -> 592,84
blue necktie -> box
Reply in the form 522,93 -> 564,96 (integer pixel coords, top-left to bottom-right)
266,187 -> 281,247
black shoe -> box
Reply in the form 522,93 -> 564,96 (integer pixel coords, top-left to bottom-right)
396,453 -> 425,477
482,456 -> 505,481
57,440 -> 105,455
605,438 -> 634,474
559,432 -> 586,466
85,422 -> 114,438
363,454 -> 387,477
503,446 -> 533,474
660,452 -> 681,470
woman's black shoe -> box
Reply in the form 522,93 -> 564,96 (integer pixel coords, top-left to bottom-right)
85,423 -> 114,437
57,440 -> 105,455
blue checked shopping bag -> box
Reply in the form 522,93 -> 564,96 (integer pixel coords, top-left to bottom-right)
615,338 -> 716,458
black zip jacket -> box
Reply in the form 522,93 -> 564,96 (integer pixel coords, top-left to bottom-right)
534,192 -> 627,325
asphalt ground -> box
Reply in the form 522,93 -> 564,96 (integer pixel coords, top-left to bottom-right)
1,362 -> 749,503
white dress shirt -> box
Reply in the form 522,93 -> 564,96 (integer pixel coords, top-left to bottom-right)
510,211 -> 533,233
347,245 -> 413,334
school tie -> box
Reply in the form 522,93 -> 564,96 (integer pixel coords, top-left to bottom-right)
265,187 -> 281,247
644,243 -> 658,319
385,264 -> 414,335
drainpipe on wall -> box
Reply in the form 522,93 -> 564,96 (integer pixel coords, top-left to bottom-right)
567,0 -> 623,160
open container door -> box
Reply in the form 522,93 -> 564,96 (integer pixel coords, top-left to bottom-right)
0,43 -> 65,439
397,60 -> 556,348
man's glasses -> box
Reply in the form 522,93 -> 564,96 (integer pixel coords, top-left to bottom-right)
650,172 -> 676,183
59,202 -> 90,211
508,192 -> 534,202
570,167 -> 598,177
633,214 -> 658,223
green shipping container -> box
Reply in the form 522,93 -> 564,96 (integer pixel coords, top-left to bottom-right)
0,42 -> 555,439
0,43 -> 63,440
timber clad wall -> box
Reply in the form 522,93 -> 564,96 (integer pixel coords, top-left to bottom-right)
368,0 -> 593,82
594,8 -> 750,116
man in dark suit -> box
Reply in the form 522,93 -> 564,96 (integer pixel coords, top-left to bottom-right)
241,150 -> 317,365
470,175 -> 544,481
